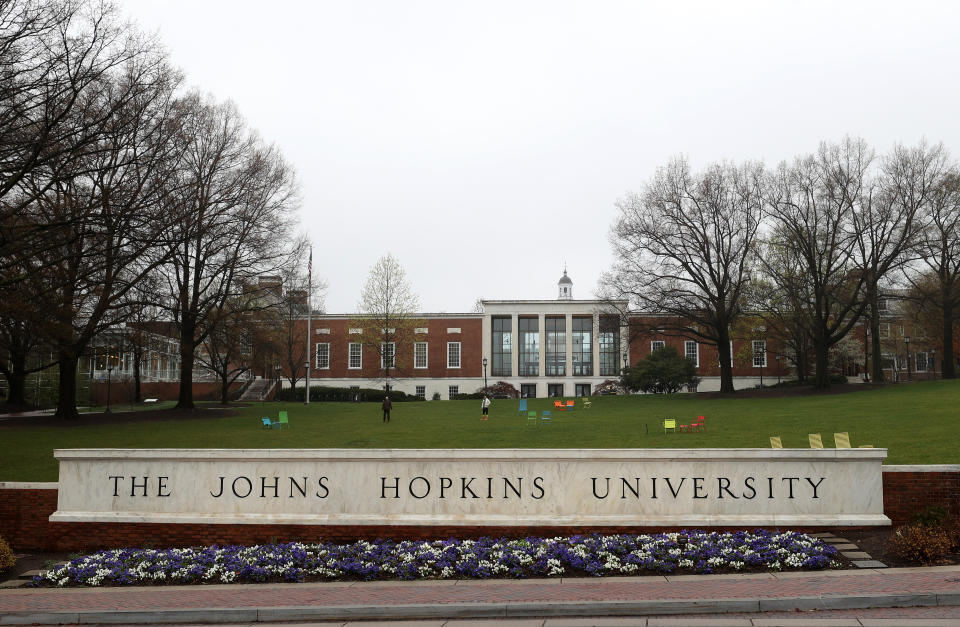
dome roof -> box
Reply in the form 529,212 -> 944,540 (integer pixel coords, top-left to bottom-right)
558,270 -> 572,285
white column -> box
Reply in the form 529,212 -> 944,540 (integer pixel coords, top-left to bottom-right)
538,313 -> 546,396
510,314 -> 519,378
564,313 -> 574,391
592,312 -> 601,380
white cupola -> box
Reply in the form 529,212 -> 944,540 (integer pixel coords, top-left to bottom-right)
557,269 -> 573,300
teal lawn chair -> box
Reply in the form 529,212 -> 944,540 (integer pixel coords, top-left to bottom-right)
518,399 -> 528,414
541,410 -> 552,425
278,410 -> 290,428
261,417 -> 276,429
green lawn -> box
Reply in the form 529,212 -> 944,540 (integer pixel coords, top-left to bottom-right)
2,380 -> 958,481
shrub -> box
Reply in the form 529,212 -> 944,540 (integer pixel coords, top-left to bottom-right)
0,536 -> 15,572
622,346 -> 699,394
275,386 -> 422,403
477,381 -> 519,399
431,392 -> 441,401
594,379 -> 626,395
890,523 -> 953,563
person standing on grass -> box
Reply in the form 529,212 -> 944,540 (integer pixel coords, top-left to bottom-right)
481,395 -> 490,420
382,396 -> 392,422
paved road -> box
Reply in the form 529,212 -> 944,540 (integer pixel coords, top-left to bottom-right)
2,565 -> 959,626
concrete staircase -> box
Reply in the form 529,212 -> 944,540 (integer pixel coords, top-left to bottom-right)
238,378 -> 276,402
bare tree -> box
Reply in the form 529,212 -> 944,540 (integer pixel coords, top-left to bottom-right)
909,169 -> 960,378
160,94 -> 300,409
762,138 -> 872,388
353,253 -> 420,390
600,157 -> 765,393
855,141 -> 947,381
13,42 -> 182,419
1,1 -> 156,282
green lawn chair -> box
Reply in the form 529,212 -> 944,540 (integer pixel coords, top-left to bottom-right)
527,410 -> 538,425
278,410 -> 290,428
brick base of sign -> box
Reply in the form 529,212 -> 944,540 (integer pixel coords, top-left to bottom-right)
2,468 -> 958,551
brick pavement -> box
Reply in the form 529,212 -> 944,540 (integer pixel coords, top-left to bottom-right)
1,566 -> 959,624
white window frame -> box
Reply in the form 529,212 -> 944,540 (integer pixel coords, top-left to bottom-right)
414,341 -> 428,369
315,342 -> 330,370
880,323 -> 890,339
348,342 -> 362,369
381,342 -> 396,368
448,385 -> 459,399
752,340 -> 767,368
684,340 -> 699,367
447,341 -> 461,368
415,385 -> 426,399
650,340 -> 665,353
916,351 -> 928,372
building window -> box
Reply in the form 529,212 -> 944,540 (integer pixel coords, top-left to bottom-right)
880,323 -> 890,339
572,317 -> 593,376
598,316 -> 620,376
545,317 -> 566,376
348,343 -> 362,369
491,316 -> 512,377
315,343 -> 330,369
414,342 -> 428,369
752,340 -> 767,367
415,385 -> 426,399
685,340 -> 699,367
547,383 -> 564,397
575,383 -> 591,397
448,385 -> 459,399
518,317 -> 539,376
916,352 -> 928,372
447,342 -> 461,368
381,342 -> 395,368
520,383 -> 537,398
651,340 -> 665,353
877,298 -> 888,311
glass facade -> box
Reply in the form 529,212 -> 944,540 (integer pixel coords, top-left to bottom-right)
545,317 -> 565,376
572,317 -> 592,376
598,317 -> 620,376
518,318 -> 539,376
491,316 -> 512,376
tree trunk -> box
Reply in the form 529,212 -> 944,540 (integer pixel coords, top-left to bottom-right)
3,367 -> 28,407
176,335 -> 196,410
869,292 -> 885,383
133,355 -> 142,403
813,338 -> 830,389
55,353 -> 80,420
943,296 -> 956,379
716,329 -> 735,393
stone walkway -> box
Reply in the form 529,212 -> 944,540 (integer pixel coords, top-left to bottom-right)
2,564 -> 959,625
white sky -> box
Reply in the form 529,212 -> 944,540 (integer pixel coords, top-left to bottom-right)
116,0 -> 960,314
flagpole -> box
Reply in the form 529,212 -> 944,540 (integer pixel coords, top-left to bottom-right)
305,246 -> 312,405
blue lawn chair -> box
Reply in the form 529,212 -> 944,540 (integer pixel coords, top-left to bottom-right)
261,417 -> 277,429
518,399 -> 528,415
541,410 -> 552,425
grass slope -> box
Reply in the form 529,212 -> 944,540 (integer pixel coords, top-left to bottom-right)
1,380 -> 958,481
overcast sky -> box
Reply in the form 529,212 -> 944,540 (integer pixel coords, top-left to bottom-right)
116,1 -> 960,314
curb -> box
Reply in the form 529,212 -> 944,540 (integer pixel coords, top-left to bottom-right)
3,591 -> 959,625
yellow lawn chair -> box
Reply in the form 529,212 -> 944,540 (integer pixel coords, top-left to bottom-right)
663,419 -> 677,434
808,433 -> 823,449
770,436 -> 783,449
582,397 -> 592,409
834,432 -> 851,448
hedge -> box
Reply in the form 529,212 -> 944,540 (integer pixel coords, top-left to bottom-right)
275,385 -> 423,403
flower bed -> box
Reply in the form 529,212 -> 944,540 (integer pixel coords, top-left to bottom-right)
34,530 -> 839,587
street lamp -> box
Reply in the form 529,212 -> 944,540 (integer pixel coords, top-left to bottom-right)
864,324 -> 871,382
775,353 -> 781,384
622,352 -> 628,371
904,335 -> 911,381
482,357 -> 488,392
931,349 -> 937,378
105,366 -> 113,414
757,349 -> 764,387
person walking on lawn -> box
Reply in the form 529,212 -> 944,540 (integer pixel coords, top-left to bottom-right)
382,396 -> 392,422
481,395 -> 491,421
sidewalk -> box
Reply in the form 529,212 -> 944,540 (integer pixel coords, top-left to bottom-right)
2,565 -> 959,625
